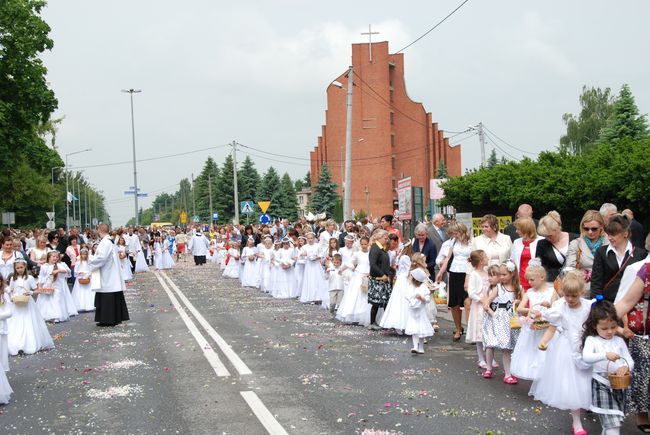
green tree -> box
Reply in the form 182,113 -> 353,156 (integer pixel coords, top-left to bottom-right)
0,0 -> 64,226
487,149 -> 498,168
309,164 -> 338,216
195,157 -> 220,220
598,84 -> 649,146
256,167 -> 282,217
237,155 -> 260,203
560,86 -> 614,155
294,171 -> 312,192
277,173 -> 298,220
214,155 -> 235,221
436,159 -> 449,178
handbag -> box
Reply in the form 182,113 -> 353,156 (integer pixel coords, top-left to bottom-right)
360,276 -> 369,293
627,263 -> 650,335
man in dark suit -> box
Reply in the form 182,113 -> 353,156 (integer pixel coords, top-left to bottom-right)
338,220 -> 355,247
623,209 -> 646,250
426,213 -> 447,256
503,204 -> 537,242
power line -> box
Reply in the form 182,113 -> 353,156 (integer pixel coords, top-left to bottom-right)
394,0 -> 472,54
483,131 -> 520,162
69,144 -> 229,170
482,125 -> 538,156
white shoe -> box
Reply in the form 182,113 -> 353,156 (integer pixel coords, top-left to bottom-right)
410,348 -> 419,354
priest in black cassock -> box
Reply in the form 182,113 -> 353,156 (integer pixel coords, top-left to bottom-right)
88,223 -> 130,326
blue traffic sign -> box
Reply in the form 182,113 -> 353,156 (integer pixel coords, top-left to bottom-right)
192,215 -> 200,223
258,213 -> 271,225
241,201 -> 255,214
212,212 -> 219,221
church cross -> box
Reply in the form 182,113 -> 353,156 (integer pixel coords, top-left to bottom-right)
361,24 -> 379,62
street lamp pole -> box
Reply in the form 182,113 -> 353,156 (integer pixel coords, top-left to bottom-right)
51,166 -> 63,216
122,88 -> 142,226
65,148 -> 91,229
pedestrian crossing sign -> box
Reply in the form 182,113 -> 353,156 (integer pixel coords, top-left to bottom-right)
258,201 -> 271,213
240,201 -> 254,214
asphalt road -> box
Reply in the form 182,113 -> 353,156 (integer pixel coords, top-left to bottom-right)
1,260 -> 636,434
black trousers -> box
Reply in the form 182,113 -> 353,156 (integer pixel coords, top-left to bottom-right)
194,255 -> 206,265
129,255 -> 136,272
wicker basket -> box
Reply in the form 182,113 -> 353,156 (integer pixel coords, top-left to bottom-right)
78,277 -> 91,285
608,358 -> 631,390
11,294 -> 31,305
37,287 -> 55,295
531,320 -> 550,330
509,315 -> 521,330
119,252 -> 127,260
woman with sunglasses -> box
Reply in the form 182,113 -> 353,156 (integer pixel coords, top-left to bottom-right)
565,210 -> 608,297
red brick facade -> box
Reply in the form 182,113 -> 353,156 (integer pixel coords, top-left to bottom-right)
310,41 -> 462,217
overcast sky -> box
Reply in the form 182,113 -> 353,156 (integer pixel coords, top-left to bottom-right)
41,0 -> 650,225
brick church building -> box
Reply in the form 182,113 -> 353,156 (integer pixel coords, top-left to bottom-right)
310,41 -> 462,218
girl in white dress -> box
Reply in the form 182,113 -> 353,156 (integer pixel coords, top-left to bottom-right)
36,251 -> 78,322
7,259 -> 54,355
405,268 -> 435,354
219,240 -> 229,271
222,242 -> 240,279
134,236 -> 149,273
582,300 -> 633,435
336,237 -> 372,325
72,249 -> 95,312
465,250 -> 490,368
380,242 -> 414,332
274,239 -> 295,299
299,233 -> 328,304
117,237 -> 133,281
161,237 -> 175,270
0,283 -> 12,404
482,261 -> 521,384
241,238 -> 259,288
511,263 -> 558,380
257,238 -> 274,293
529,271 -> 593,435
268,241 -> 284,296
153,237 -> 164,270
291,236 -> 307,298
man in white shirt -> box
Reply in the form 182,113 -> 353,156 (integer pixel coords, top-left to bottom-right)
88,224 -> 129,327
188,230 -> 210,266
125,227 -> 140,272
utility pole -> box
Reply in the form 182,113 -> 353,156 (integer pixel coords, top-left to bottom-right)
231,141 -> 240,224
477,122 -> 486,167
191,173 -> 196,217
122,88 -> 142,225
208,173 -> 213,226
71,177 -> 76,222
343,66 -> 353,221
77,178 -> 82,227
84,184 -> 88,228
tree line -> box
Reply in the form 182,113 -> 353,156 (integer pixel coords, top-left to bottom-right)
442,84 -> 650,230
0,1 -> 108,228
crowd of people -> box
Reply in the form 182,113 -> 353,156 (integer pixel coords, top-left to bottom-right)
1,203 -> 649,434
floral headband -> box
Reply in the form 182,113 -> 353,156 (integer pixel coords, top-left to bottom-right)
502,260 -> 516,273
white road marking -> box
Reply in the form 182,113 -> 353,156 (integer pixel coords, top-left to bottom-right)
240,391 -> 289,435
153,271 -> 230,377
160,271 -> 253,376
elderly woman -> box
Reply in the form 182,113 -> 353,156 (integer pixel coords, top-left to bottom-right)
535,211 -> 577,285
471,214 -> 512,266
592,214 -> 647,302
564,210 -> 608,296
367,229 -> 394,330
412,223 -> 438,278
614,234 -> 650,432
436,223 -> 472,341
510,217 -> 544,291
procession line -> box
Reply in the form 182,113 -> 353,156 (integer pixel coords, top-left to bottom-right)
160,271 -> 253,376
240,391 -> 289,435
153,271 -> 231,377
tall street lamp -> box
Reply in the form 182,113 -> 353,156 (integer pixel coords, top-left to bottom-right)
122,88 -> 142,226
51,166 -> 64,216
65,148 -> 92,228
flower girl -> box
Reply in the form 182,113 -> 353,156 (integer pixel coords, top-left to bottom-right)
71,248 -> 95,312
7,259 -> 54,355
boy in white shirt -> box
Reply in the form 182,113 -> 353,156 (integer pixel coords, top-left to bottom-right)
327,254 -> 345,315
